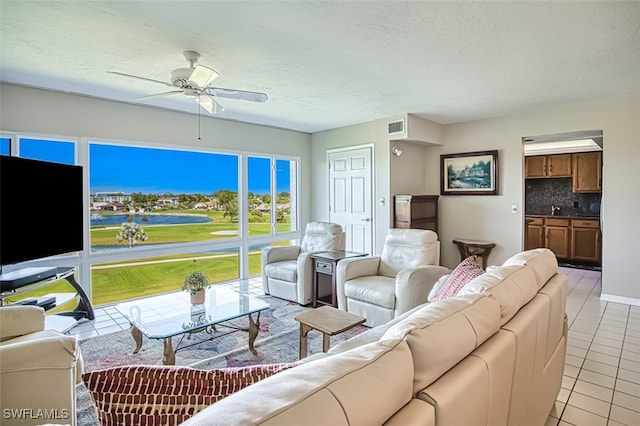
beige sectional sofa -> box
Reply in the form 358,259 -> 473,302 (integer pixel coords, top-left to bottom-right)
0,305 -> 83,426
183,248 -> 567,426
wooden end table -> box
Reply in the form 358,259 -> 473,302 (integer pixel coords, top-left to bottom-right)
294,306 -> 365,359
310,250 -> 367,308
452,238 -> 496,270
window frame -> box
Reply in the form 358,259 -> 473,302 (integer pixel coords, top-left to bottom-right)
0,132 -> 301,305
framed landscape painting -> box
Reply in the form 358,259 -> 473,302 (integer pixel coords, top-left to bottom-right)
440,150 -> 498,195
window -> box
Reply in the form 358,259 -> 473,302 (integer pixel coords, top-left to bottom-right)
91,249 -> 240,306
19,138 -> 75,164
247,156 -> 298,234
1,134 -> 300,306
0,137 -> 9,155
89,143 -> 240,251
275,159 -> 297,233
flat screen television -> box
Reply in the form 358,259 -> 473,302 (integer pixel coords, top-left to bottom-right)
0,155 -> 84,268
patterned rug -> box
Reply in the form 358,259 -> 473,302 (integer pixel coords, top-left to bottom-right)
76,295 -> 368,424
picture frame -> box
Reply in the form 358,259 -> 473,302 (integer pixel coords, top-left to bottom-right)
440,150 -> 498,195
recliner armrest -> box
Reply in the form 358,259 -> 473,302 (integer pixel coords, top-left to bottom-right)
0,305 -> 45,342
337,256 -> 381,281
394,266 -> 451,316
261,245 -> 302,264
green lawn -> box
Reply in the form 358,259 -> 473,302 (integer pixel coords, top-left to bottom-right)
10,214 -> 293,307
84,213 -> 293,306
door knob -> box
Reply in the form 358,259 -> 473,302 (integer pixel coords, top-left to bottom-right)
360,217 -> 371,222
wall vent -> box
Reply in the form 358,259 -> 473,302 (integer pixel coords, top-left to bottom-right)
387,119 -> 405,135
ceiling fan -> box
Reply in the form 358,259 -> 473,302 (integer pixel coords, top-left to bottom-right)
108,51 -> 268,114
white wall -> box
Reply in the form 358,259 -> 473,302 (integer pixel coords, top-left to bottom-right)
4,84 -> 637,303
438,97 -> 639,304
0,83 -> 313,227
312,96 -> 640,304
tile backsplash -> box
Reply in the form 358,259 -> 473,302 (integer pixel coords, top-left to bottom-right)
525,178 -> 601,216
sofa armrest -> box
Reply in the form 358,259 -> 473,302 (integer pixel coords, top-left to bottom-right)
0,334 -> 82,383
0,305 -> 45,342
394,266 -> 451,316
335,256 -> 381,310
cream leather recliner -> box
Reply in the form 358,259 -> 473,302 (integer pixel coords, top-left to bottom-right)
262,222 -> 345,305
336,228 -> 447,327
0,305 -> 83,426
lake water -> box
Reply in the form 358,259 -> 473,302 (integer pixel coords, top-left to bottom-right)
91,213 -> 212,226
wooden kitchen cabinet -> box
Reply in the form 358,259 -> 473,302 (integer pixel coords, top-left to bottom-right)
525,156 -> 547,178
571,219 -> 601,262
545,218 -> 571,259
394,195 -> 439,234
525,216 -> 601,264
525,154 -> 572,178
525,217 -> 545,250
572,152 -> 602,193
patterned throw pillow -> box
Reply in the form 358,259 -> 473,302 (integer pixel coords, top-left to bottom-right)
82,363 -> 295,426
431,256 -> 485,302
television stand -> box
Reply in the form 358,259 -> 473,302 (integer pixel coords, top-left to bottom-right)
0,267 -> 94,333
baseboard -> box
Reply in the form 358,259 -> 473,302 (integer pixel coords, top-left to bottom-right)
600,293 -> 640,307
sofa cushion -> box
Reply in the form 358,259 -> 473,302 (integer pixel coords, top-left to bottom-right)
182,339 -> 414,426
83,363 -> 294,426
381,293 -> 501,393
502,248 -> 558,290
458,265 -> 538,325
431,256 -> 484,302
263,260 -> 298,282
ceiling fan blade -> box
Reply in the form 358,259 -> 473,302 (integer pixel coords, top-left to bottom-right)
204,87 -> 268,103
135,91 -> 183,101
188,65 -> 219,89
196,94 -> 224,114
107,71 -> 173,87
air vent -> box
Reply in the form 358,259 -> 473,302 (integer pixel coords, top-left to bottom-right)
387,119 -> 405,135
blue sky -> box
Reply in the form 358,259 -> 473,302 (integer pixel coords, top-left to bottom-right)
9,139 -> 290,195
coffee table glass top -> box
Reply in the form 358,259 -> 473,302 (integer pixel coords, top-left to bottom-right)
115,286 -> 269,339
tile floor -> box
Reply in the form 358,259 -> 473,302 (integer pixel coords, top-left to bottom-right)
68,268 -> 640,425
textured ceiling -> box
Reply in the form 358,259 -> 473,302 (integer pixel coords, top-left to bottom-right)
1,1 -> 639,133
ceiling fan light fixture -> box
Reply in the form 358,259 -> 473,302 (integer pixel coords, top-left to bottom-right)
196,94 -> 224,114
189,65 -> 219,88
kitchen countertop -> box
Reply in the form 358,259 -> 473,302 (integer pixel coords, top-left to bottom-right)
525,214 -> 600,220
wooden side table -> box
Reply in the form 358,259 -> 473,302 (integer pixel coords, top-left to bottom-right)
452,239 -> 496,270
294,306 -> 365,359
310,250 -> 367,308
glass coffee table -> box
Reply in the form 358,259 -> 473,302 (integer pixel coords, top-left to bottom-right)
115,286 -> 269,365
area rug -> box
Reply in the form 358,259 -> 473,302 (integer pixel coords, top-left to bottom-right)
76,295 -> 368,425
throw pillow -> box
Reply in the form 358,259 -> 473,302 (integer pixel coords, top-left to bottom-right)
431,256 -> 484,302
427,273 -> 451,302
82,363 -> 296,426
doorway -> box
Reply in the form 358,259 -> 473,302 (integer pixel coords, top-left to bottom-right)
522,130 -> 603,270
328,145 -> 373,254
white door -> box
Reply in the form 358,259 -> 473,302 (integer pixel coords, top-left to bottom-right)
328,146 -> 373,254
